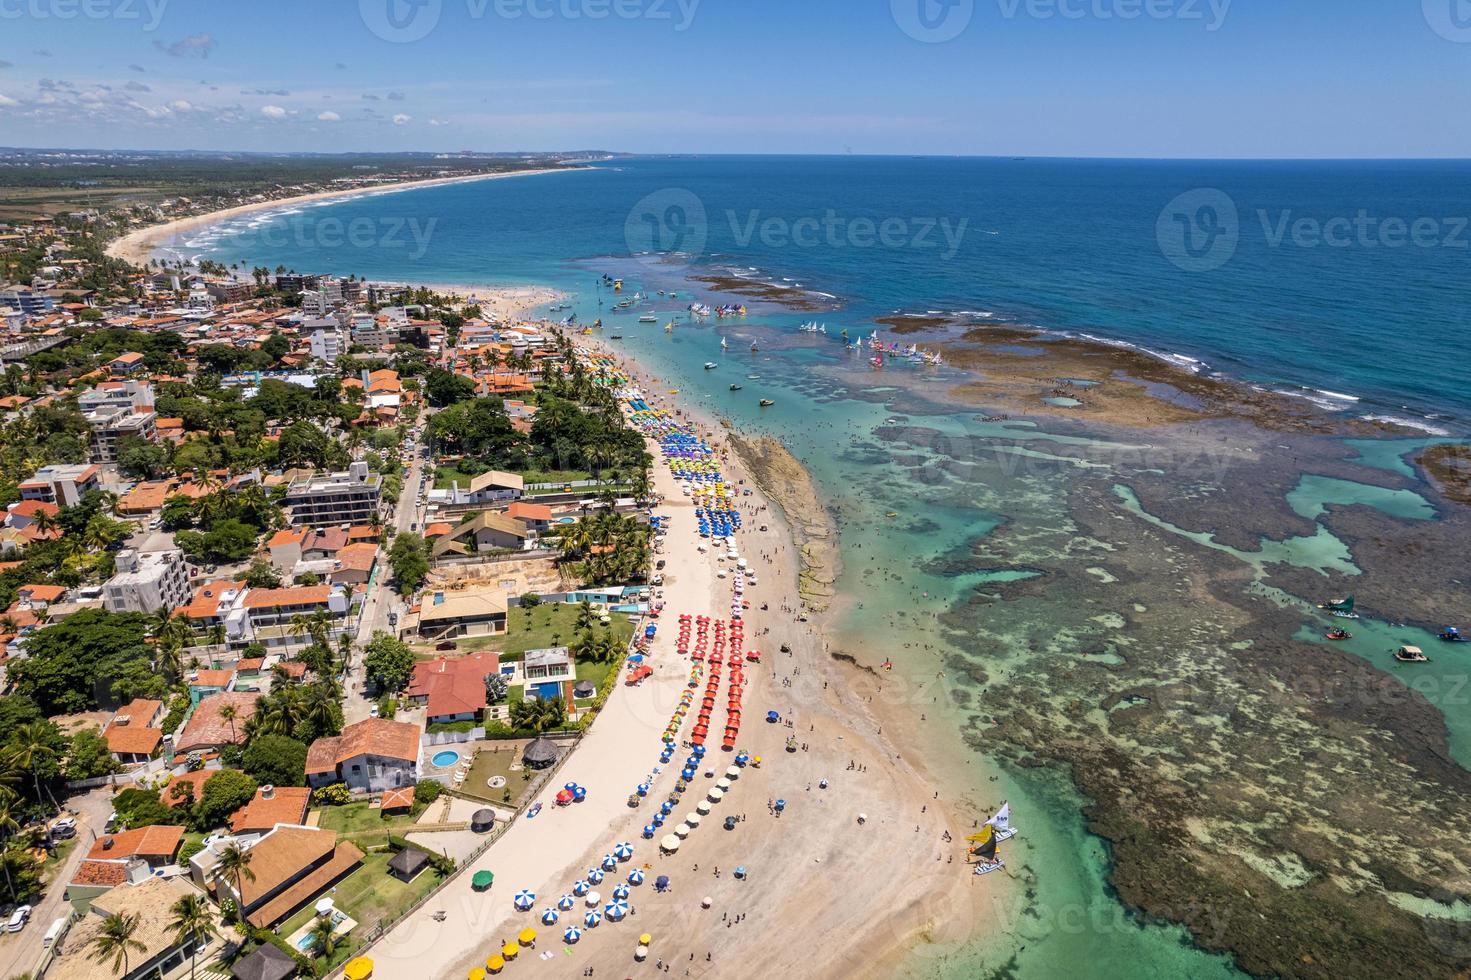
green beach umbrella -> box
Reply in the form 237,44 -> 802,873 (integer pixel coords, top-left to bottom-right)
473,870 -> 495,891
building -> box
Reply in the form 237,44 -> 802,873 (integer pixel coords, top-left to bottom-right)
241,583 -> 355,650
78,379 -> 154,414
176,691 -> 259,752
305,717 -> 420,793
430,511 -> 529,560
405,651 -> 500,724
447,469 -> 524,506
103,548 -> 190,613
85,403 -> 158,462
416,584 -> 508,640
108,351 -> 147,375
228,785 -> 312,835
306,319 -> 345,364
18,463 -> 100,506
283,462 -> 382,527
51,876 -> 218,980
103,698 -> 165,764
69,825 -> 185,904
216,824 -> 364,929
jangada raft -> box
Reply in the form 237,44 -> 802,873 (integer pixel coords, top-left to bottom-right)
1317,594 -> 1360,619
968,803 -> 1014,875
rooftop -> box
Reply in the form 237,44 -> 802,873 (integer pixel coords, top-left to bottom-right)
305,717 -> 420,772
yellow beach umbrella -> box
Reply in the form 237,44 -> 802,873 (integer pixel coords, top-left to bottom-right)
344,958 -> 374,980
486,955 -> 505,973
468,969 -> 486,980
639,933 -> 653,945
501,943 -> 519,959
518,927 -> 537,945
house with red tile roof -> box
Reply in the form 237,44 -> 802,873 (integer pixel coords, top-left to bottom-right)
305,718 -> 420,793
228,785 -> 311,835
176,691 -> 258,752
406,652 -> 500,725
103,698 -> 165,764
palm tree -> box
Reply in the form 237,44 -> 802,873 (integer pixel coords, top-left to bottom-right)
168,894 -> 218,980
207,624 -> 227,660
219,704 -> 239,744
305,911 -> 340,959
216,842 -> 254,916
6,722 -> 59,810
89,912 -> 145,976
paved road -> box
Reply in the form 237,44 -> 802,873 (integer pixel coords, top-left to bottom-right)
344,421 -> 432,725
0,786 -> 113,980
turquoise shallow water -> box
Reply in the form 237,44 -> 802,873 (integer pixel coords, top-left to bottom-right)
178,158 -> 1471,977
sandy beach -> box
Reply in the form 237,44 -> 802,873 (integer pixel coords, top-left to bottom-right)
104,167 -> 579,267
403,281 -> 568,324
365,338 -> 1009,980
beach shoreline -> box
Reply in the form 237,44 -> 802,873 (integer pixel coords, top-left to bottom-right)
103,166 -> 584,266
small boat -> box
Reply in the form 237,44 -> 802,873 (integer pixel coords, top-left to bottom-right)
729,384 -> 742,391
759,399 -> 774,407
967,820 -> 1005,874
749,343 -> 759,352
639,315 -> 657,323
664,322 -> 674,333
704,362 -> 718,370
1394,645 -> 1430,663
1324,628 -> 1352,641
720,337 -> 729,350
609,334 -> 624,340
885,511 -> 898,518
527,802 -> 542,819
1440,627 -> 1470,642
1317,595 -> 1360,620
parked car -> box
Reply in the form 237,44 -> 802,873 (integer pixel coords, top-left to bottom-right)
369,704 -> 380,718
6,905 -> 31,933
49,817 -> 76,840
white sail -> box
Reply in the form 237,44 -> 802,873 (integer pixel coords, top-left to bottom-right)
986,803 -> 1010,833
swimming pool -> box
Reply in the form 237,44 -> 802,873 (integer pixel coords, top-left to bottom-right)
431,750 -> 462,768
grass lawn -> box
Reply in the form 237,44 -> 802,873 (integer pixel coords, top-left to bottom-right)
575,658 -> 614,691
457,745 -> 536,808
428,604 -> 634,659
277,850 -> 444,967
314,801 -> 423,838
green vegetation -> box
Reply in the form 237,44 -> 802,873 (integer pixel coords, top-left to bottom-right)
363,632 -> 416,692
241,735 -> 309,787
314,802 -> 420,837
7,609 -> 158,714
275,849 -> 444,965
388,533 -> 429,596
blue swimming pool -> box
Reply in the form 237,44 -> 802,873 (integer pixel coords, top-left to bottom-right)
431,750 -> 462,768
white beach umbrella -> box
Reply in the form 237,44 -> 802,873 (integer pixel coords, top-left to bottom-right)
674,824 -> 691,839
696,800 -> 712,814
715,778 -> 732,791
725,766 -> 741,779
585,890 -> 601,907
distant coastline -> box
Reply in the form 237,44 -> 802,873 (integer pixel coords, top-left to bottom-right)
105,166 -> 587,267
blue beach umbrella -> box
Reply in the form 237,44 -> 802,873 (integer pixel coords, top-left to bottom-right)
557,894 -> 576,911
652,813 -> 665,827
614,842 -> 635,861
612,884 -> 630,900
605,900 -> 629,921
654,875 -> 670,891
563,926 -> 582,944
642,824 -> 657,838
513,889 -> 535,911
540,908 -> 559,925
601,854 -> 618,871
627,868 -> 645,886
573,879 -> 590,896
583,910 -> 602,928
587,869 -> 605,885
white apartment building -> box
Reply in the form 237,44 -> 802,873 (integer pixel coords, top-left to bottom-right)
104,548 -> 191,614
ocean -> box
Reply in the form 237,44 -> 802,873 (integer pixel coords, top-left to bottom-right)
174,156 -> 1471,978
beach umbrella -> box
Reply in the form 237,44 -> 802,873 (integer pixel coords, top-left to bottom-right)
735,753 -> 750,766
695,801 -> 712,815
766,711 -> 780,723
540,908 -> 559,925
518,928 -> 537,945
563,926 -> 582,944
725,766 -> 741,780
588,869 -> 605,885
652,813 -> 665,827
707,787 -> 724,803
716,778 -> 732,791
601,854 -> 618,871
640,933 -> 653,946
642,824 -> 657,839
637,783 -> 650,796
628,868 -> 645,886
469,969 -> 486,980
734,866 -> 747,879
655,874 -> 671,891
471,870 -> 494,891
344,958 -> 373,980
701,896 -> 712,908
674,823 -> 691,839
614,842 -> 635,861
586,890 -> 601,907
485,955 -> 505,974
564,782 -> 578,791
605,900 -> 629,920
613,884 -> 631,900
573,879 -> 590,896
660,834 -> 682,853
583,910 -> 603,928
501,943 -> 518,960
557,894 -> 576,911
513,890 -> 535,911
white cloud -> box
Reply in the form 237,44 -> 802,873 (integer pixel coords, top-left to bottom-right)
428,118 -> 447,126
317,110 -> 341,122
0,94 -> 16,107
169,99 -> 193,112
260,105 -> 287,119
392,113 -> 410,126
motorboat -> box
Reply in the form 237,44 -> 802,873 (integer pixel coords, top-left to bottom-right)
759,399 -> 774,407
639,314 -> 657,323
1394,645 -> 1430,663
1324,628 -> 1352,641
729,384 -> 742,391
704,362 -> 718,370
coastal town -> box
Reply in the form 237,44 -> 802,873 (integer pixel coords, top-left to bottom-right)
0,202 -> 985,980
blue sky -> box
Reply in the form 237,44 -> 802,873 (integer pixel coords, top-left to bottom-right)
0,0 -> 1468,157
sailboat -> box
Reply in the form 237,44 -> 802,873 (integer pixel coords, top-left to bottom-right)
1317,594 -> 1360,620
968,822 -> 1004,875
984,802 -> 1015,843
720,337 -> 729,350
664,322 -> 674,333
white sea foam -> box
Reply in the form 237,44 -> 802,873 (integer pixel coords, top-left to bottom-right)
1360,414 -> 1451,436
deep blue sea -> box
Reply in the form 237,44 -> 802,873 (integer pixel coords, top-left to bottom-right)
171,157 -> 1471,978
173,155 -> 1471,431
